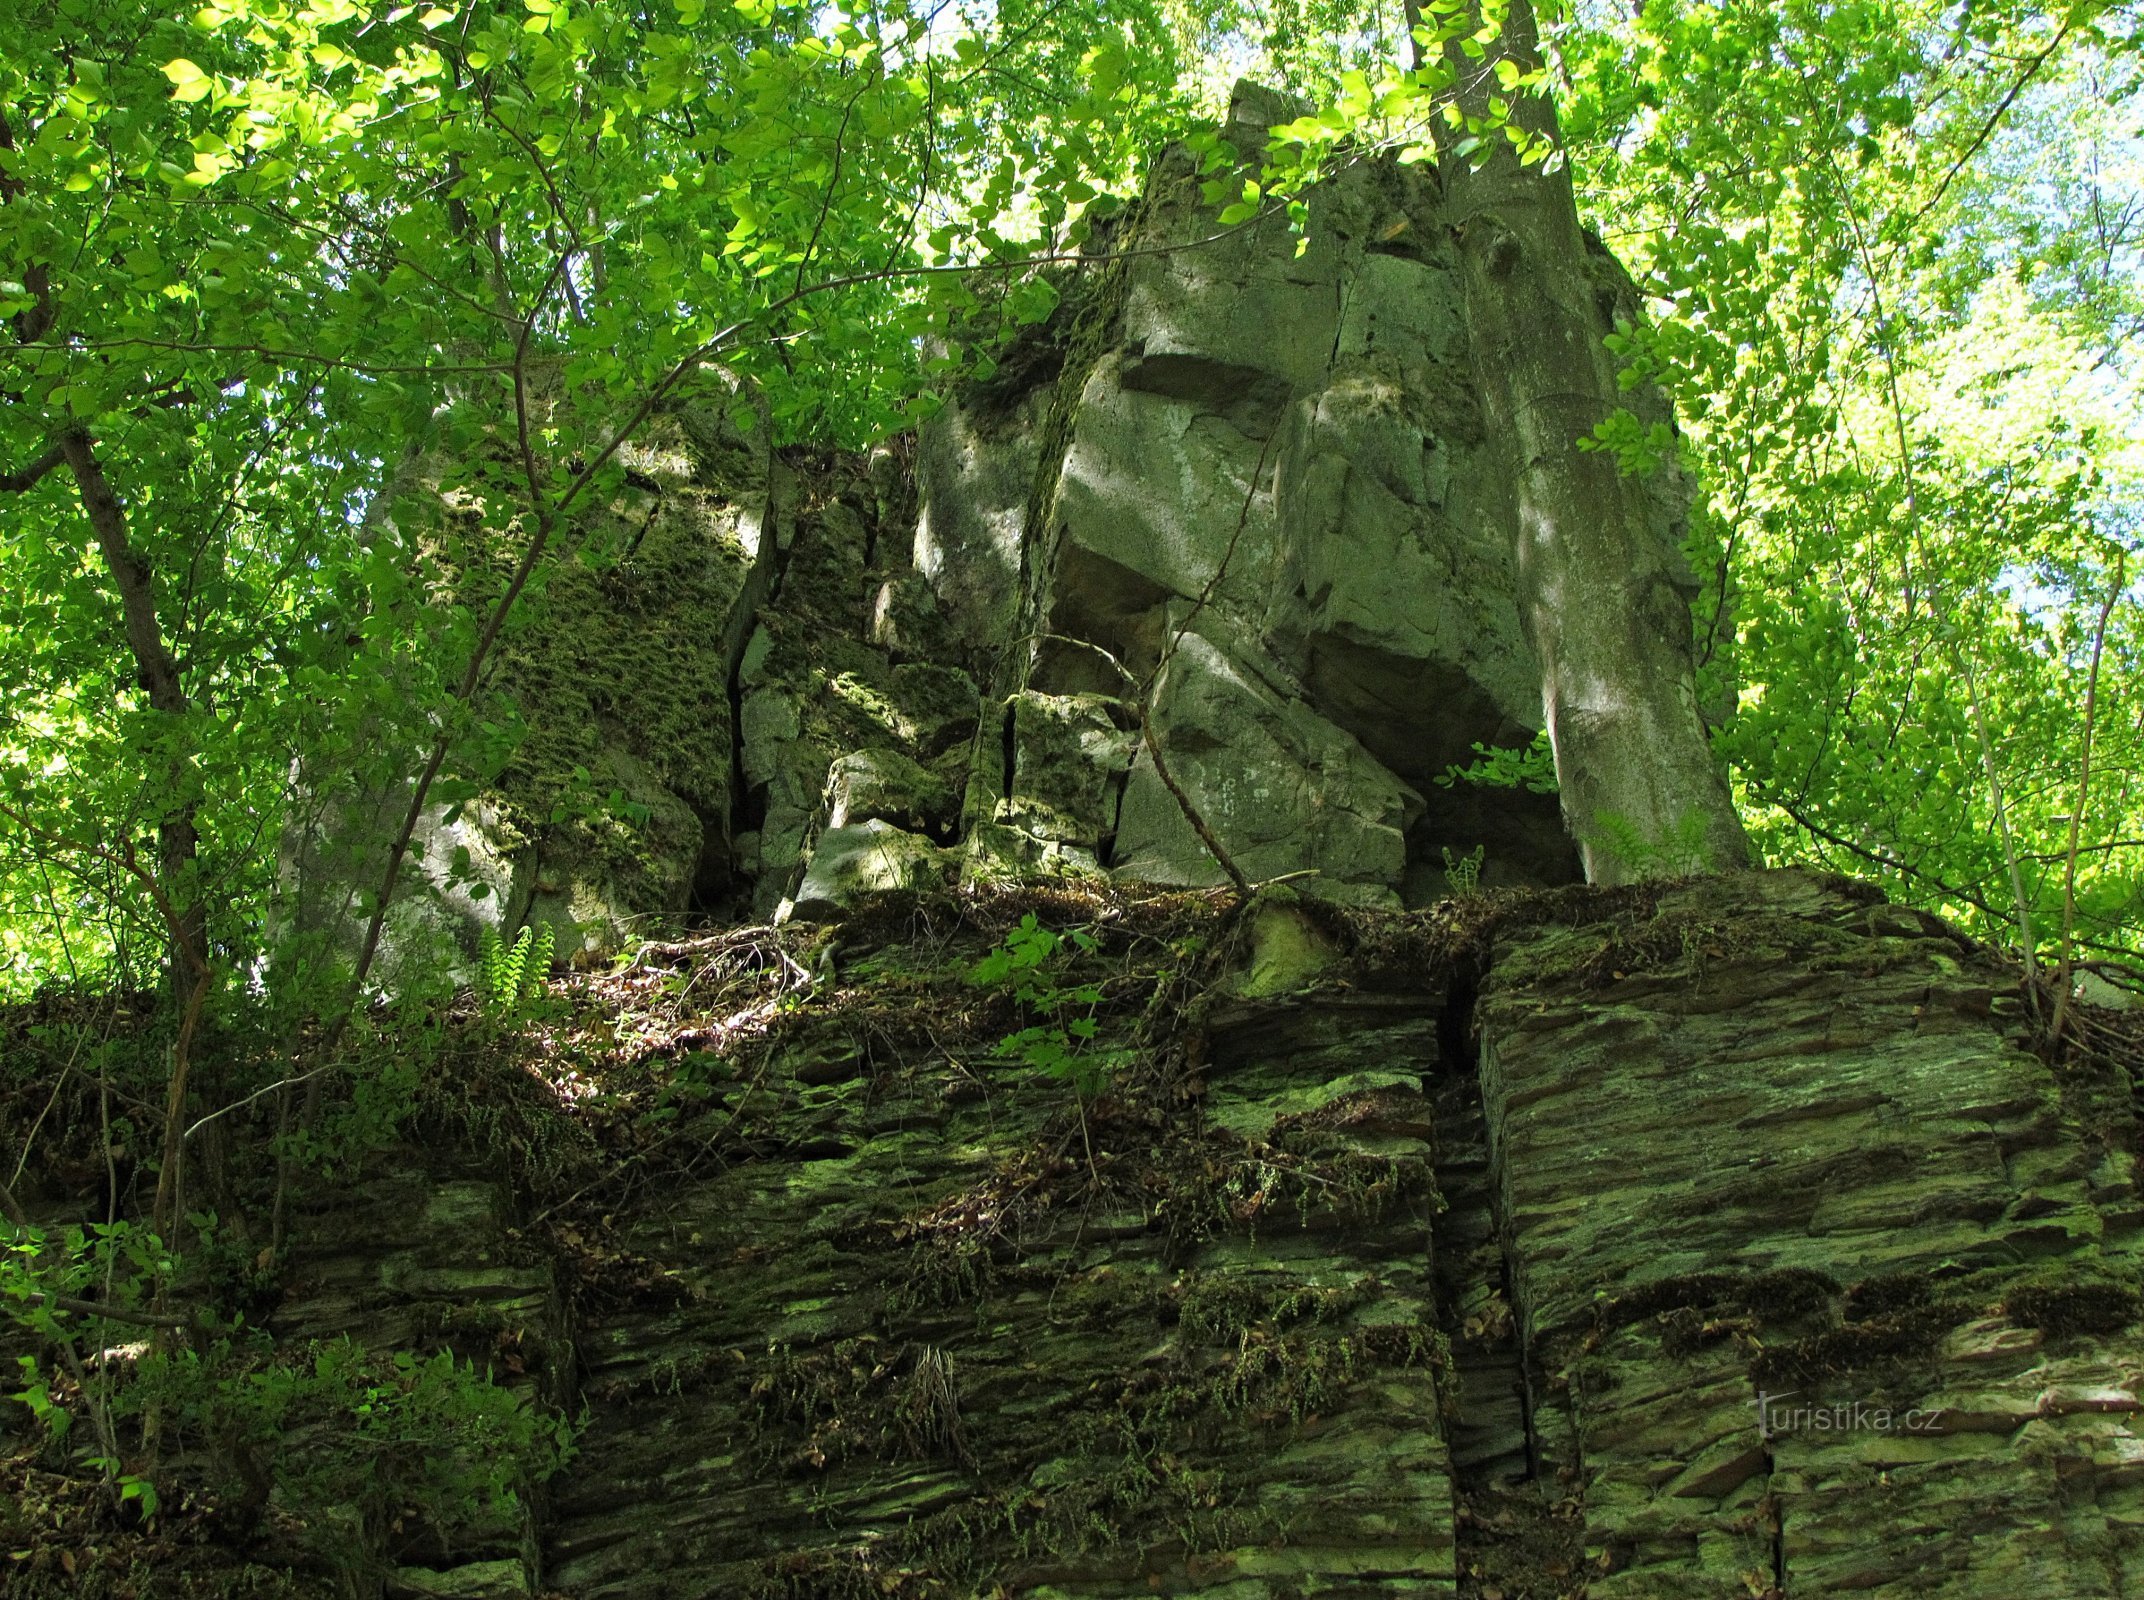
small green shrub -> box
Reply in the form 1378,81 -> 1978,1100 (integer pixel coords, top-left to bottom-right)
968,914 -> 1130,1098
113,1333 -> 575,1555
1,1214 -> 175,1355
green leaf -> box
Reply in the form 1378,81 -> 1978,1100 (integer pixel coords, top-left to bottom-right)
162,58 -> 212,102
1007,276 -> 1059,325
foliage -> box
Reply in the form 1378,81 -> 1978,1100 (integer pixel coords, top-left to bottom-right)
968,913 -> 1130,1098
1440,843 -> 1486,895
2,0 -> 2141,1564
1548,0 -> 2144,959
112,1332 -> 574,1549
0,0 -> 1207,1395
479,922 -> 556,1017
0,0 -> 1202,1012
1588,809 -> 1720,881
2,1215 -> 174,1349
1437,732 -> 1559,796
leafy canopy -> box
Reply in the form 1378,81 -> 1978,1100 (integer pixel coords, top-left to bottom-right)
3,0 -> 2141,1012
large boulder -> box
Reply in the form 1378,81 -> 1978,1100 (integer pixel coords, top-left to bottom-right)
785,819 -> 956,921
1110,633 -> 1418,904
915,82 -> 1606,903
824,748 -> 957,835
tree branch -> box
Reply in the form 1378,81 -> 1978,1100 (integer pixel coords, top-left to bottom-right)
10,1287 -> 195,1332
59,432 -> 189,718
0,442 -> 65,492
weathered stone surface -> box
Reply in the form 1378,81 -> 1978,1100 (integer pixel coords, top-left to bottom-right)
735,486 -> 982,916
283,378 -> 776,967
825,749 -> 958,835
785,819 -> 957,919
311,77 -> 1749,944
906,82 -> 1590,901
998,692 -> 1137,853
31,871 -> 2143,1597
278,793 -> 528,995
476,395 -> 775,952
1111,633 -> 1416,904
385,1559 -> 531,1600
869,572 -> 961,664
513,871 -> 2144,1598
1477,869 -> 2144,1597
2076,970 -> 2141,1009
914,379 -> 1046,651
541,907 -> 1454,1600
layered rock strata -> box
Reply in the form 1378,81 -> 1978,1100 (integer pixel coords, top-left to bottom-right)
160,870 -> 2144,1599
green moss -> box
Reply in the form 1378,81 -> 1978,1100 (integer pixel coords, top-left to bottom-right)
2002,1268 -> 2143,1337
1751,1302 -> 1962,1389
496,479 -> 752,841
1600,1268 -> 1841,1333
1175,1269 -> 1363,1345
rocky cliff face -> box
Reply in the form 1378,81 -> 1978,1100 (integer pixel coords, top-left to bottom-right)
302,82 -> 1733,972
136,86 -> 2141,1600
107,869 -> 2141,1600
933,84 -> 1606,906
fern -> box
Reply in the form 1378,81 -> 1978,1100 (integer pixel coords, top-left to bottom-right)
477,924 -> 554,1017
1441,843 -> 1486,896
1589,809 -> 1716,877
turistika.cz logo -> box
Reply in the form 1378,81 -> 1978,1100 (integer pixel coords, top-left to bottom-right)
1753,1390 -> 1941,1439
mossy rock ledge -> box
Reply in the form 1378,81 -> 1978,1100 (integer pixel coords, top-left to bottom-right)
50,867 -> 2127,1600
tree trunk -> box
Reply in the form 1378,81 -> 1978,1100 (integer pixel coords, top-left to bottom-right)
1432,0 -> 1751,882
57,429 -> 214,1233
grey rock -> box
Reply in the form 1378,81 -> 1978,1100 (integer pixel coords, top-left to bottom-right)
989,110 -> 1586,899
824,748 -> 957,834
2075,970 -> 2141,1010
997,691 -> 1138,854
385,1561 -> 531,1600
1109,633 -> 1416,903
738,687 -> 801,778
867,571 -> 956,662
887,662 -> 981,758
786,820 -> 955,920
281,378 -> 775,966
914,386 -> 1045,649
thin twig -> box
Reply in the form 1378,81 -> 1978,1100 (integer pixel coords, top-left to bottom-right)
2051,548 -> 2125,1046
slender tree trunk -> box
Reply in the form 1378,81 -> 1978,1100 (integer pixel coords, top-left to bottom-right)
3,115 -> 215,1201
1435,0 -> 1751,882
58,431 -> 203,955
56,430 -> 215,1232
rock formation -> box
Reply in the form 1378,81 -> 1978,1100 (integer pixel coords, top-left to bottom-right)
218,870 -> 2144,1599
13,78 -> 2141,1600
937,84 -> 1595,904
294,81 -> 1746,971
